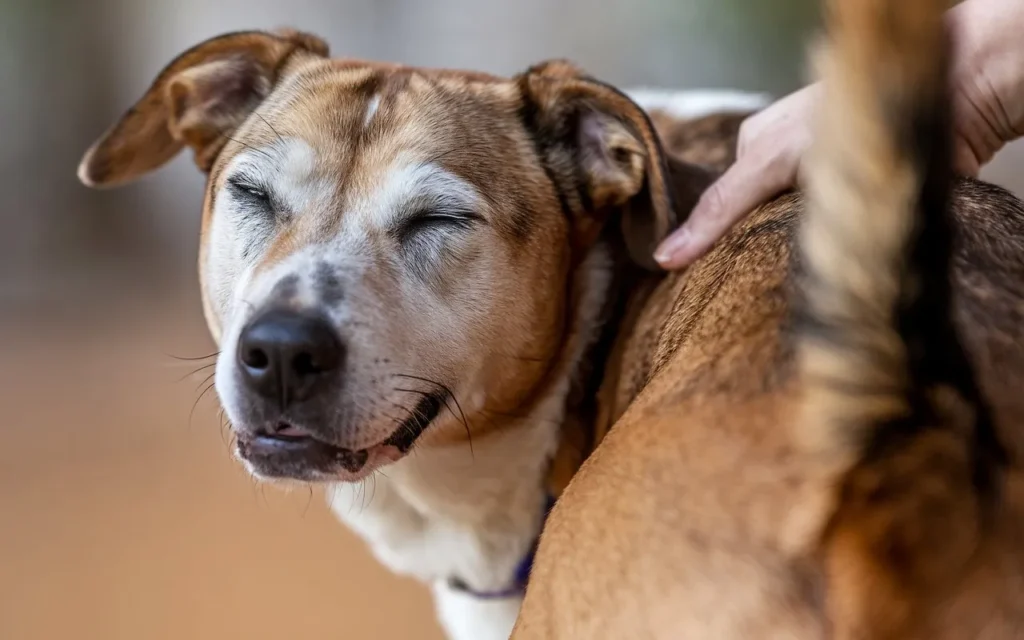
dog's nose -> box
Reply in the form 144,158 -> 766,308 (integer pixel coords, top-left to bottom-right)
237,309 -> 343,407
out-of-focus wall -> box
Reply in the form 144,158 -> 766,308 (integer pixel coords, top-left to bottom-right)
2,1 -> 1022,639
1,0 -> 822,310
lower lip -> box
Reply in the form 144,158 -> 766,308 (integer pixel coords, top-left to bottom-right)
237,392 -> 445,480
240,434 -> 378,476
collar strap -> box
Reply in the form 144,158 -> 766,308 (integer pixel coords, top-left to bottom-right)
448,495 -> 556,600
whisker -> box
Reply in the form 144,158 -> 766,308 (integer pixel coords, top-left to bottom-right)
254,112 -> 285,145
194,371 -> 217,394
396,385 -> 474,457
443,390 -> 473,457
367,472 -> 378,509
174,361 -> 217,383
390,403 -> 422,445
302,485 -> 314,518
219,131 -> 275,163
357,477 -> 368,513
393,374 -> 474,456
218,410 -> 232,449
189,379 -> 218,431
249,472 -> 260,504
164,351 -> 220,362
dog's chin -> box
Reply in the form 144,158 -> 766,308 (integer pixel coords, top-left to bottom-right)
234,390 -> 446,483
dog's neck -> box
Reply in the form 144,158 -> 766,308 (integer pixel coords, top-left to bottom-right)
550,154 -> 717,476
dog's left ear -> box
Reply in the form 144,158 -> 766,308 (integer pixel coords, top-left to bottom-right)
519,61 -> 712,270
77,29 -> 329,188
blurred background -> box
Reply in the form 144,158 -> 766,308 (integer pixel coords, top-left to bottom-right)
1,0 -> 1021,638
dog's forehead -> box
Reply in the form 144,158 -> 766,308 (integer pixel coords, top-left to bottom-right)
211,60 -> 530,207
201,60 -> 552,282
250,61 -> 519,161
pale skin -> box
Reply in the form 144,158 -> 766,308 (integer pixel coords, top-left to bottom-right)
654,0 -> 1024,269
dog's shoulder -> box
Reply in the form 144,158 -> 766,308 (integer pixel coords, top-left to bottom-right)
649,192 -> 802,396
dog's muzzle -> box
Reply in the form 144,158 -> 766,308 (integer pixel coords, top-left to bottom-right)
227,307 -> 446,481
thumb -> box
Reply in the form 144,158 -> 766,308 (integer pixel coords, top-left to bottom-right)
654,156 -> 794,269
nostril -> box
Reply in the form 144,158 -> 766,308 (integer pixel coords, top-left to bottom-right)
242,346 -> 270,370
293,352 -> 318,376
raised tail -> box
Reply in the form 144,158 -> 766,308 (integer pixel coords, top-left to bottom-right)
797,0 -> 994,464
796,0 -> 1007,634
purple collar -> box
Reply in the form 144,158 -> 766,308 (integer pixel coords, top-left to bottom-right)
448,495 -> 556,600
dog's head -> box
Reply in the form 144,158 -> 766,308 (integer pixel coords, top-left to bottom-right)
78,30 -> 703,482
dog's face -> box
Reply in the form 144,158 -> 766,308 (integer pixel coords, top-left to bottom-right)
78,30 -> 682,482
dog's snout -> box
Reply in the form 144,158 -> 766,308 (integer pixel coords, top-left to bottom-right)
237,309 -> 343,407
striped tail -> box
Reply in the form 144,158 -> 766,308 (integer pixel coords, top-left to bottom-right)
797,0 -> 1006,635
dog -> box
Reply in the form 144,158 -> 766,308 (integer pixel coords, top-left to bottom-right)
512,0 -> 1024,637
76,29 -> 766,640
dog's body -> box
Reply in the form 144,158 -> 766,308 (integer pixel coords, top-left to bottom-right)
77,8 -> 1023,638
514,0 -> 1024,637
512,180 -> 1024,638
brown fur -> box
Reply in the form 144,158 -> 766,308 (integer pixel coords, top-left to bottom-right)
647,110 -> 747,173
513,0 -> 1024,637
513,189 -> 1024,640
74,16 -> 1024,638
77,31 -> 734,474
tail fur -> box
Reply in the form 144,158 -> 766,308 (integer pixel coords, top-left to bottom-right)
798,0 -> 1007,636
798,0 -> 991,466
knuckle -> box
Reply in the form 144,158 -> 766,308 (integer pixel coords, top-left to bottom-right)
698,182 -> 729,221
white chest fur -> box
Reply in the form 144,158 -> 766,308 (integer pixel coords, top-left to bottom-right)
327,408 -> 560,640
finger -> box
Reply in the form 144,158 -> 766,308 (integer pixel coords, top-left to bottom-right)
954,144 -> 981,176
654,156 -> 794,269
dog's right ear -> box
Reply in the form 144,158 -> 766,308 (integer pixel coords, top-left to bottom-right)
519,61 -> 717,271
78,29 -> 328,188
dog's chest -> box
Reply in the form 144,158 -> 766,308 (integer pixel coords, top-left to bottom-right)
325,419 -> 557,637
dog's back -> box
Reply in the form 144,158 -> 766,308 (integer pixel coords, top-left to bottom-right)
513,0 -> 1024,636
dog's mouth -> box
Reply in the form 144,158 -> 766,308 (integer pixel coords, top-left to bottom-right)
236,392 -> 445,481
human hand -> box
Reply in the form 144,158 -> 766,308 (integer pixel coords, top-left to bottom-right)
948,0 -> 1024,175
652,84 -> 816,269
653,0 -> 1024,271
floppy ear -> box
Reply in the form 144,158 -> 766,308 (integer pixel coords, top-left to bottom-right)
518,61 -> 713,270
78,29 -> 328,188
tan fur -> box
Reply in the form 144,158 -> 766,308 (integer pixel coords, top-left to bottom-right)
77,29 -> 731,480
513,0 -> 1024,638
647,110 -> 747,173
75,33 -> 741,638
797,0 -> 950,459
76,19 -> 1024,639
514,195 -> 1024,640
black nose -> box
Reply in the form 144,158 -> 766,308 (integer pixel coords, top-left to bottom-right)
237,309 -> 343,408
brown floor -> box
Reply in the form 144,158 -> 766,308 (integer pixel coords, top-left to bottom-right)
0,298 -> 444,640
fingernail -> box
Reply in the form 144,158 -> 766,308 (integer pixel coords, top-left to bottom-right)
654,228 -> 690,267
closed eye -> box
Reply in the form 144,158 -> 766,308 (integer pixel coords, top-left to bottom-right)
397,209 -> 482,242
227,176 -> 273,208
